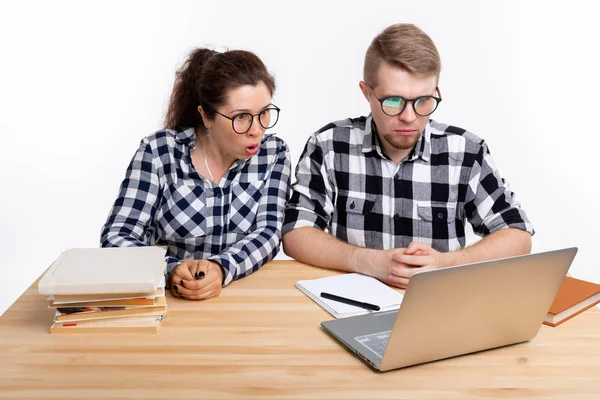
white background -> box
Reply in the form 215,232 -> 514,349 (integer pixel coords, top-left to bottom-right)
1,0 -> 599,316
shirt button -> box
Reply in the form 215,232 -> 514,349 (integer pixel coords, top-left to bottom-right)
437,213 -> 444,219
215,188 -> 222,198
393,214 -> 400,221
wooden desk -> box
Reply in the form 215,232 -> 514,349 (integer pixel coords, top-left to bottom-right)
1,260 -> 599,399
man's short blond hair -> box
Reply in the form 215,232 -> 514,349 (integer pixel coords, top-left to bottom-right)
364,23 -> 441,87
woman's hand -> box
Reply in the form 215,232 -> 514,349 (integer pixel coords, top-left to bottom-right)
169,260 -> 224,300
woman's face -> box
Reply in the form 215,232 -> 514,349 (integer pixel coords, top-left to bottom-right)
208,81 -> 273,160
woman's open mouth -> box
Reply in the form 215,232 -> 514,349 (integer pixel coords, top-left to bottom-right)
246,144 -> 259,156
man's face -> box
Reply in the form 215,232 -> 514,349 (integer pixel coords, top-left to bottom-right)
361,62 -> 438,156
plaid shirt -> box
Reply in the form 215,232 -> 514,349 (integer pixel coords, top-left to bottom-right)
101,128 -> 291,286
283,115 -> 533,252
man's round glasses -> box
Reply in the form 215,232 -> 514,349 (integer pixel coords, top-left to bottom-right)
214,105 -> 280,134
370,86 -> 442,117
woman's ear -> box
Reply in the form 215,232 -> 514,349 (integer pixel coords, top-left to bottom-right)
197,106 -> 212,130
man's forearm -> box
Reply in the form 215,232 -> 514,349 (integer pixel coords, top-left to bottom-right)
445,228 -> 532,267
283,226 -> 532,278
282,227 -> 368,273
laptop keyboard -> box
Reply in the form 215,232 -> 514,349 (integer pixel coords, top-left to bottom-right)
354,330 -> 392,358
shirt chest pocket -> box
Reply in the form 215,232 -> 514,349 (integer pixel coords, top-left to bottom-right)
336,195 -> 376,248
158,183 -> 207,239
416,202 -> 457,249
228,180 -> 264,234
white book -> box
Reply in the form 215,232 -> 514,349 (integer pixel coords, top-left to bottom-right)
38,247 -> 167,295
296,273 -> 404,318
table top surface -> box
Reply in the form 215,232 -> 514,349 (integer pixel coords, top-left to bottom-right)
1,260 -> 599,400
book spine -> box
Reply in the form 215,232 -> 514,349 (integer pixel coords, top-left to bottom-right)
56,307 -> 166,322
296,282 -> 338,318
50,325 -> 159,334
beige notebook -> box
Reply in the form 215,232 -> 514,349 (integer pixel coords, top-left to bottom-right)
38,247 -> 167,295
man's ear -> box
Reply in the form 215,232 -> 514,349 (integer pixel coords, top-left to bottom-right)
358,81 -> 371,102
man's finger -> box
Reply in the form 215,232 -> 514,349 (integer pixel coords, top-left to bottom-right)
388,265 -> 417,279
393,253 -> 431,267
403,242 -> 431,256
386,274 -> 409,288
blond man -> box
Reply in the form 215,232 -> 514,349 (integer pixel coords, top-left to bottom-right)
282,24 -> 533,288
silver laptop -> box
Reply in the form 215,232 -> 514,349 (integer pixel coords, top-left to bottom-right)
321,247 -> 578,371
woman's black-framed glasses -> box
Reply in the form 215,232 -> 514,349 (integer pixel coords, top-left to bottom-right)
214,105 -> 280,134
369,86 -> 442,117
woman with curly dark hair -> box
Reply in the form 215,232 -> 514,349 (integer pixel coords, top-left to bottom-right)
101,48 -> 290,301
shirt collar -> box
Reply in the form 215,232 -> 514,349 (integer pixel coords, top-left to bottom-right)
408,123 -> 431,162
173,127 -> 197,145
361,115 -> 384,156
362,114 -> 431,163
172,128 -> 268,172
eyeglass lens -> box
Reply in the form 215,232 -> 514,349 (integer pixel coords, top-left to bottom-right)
232,108 -> 279,133
381,96 -> 438,116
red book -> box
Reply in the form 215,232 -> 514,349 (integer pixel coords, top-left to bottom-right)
544,276 -> 600,327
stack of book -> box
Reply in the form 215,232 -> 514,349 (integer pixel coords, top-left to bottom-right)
38,247 -> 168,334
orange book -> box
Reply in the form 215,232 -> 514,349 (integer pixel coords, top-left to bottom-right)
544,276 -> 600,327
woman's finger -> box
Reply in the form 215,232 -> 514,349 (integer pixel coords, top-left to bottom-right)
198,288 -> 220,300
186,260 -> 210,280
174,262 -> 195,281
170,284 -> 186,299
178,274 -> 221,298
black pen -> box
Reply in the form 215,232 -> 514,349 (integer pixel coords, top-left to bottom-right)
320,292 -> 380,311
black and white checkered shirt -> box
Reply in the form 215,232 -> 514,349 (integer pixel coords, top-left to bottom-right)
101,127 -> 291,285
283,115 -> 533,252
